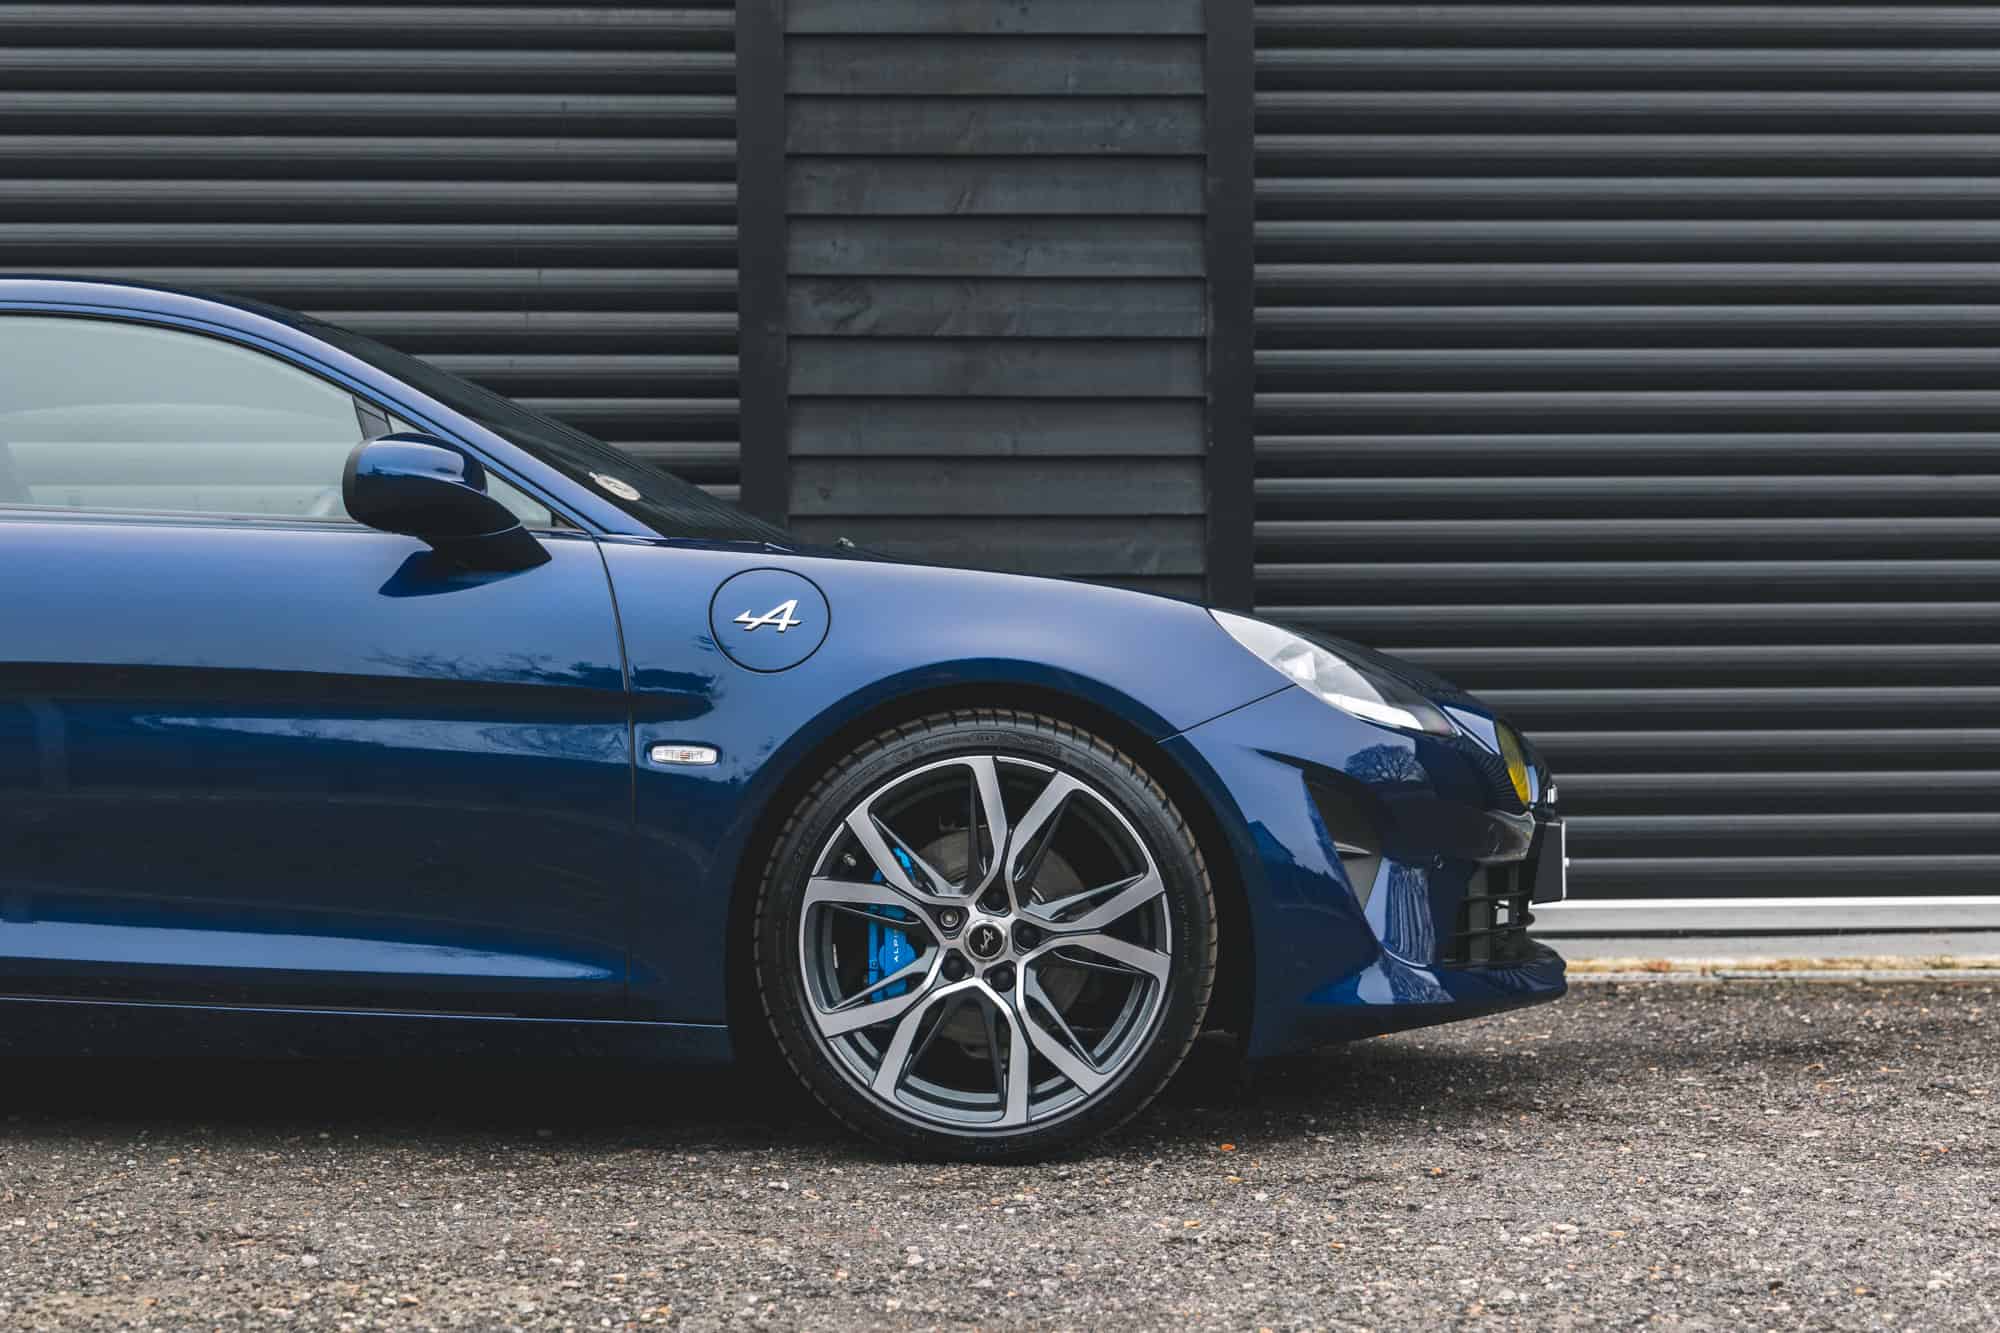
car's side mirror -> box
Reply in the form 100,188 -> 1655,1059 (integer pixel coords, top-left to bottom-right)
342,434 -> 548,571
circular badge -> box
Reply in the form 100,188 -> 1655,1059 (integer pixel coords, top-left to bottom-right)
709,568 -> 830,673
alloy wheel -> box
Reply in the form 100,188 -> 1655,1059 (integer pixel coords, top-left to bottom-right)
795,754 -> 1174,1131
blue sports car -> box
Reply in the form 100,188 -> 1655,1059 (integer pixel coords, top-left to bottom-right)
0,278 -> 1565,1158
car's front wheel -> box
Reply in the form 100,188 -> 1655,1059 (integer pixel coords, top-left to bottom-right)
754,710 -> 1216,1159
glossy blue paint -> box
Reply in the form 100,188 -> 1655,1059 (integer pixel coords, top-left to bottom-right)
0,516 -> 632,1016
1166,686 -> 1565,1057
0,277 -> 1564,1062
602,539 -> 1288,1023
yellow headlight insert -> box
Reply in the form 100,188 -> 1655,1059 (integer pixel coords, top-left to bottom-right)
1496,726 -> 1533,807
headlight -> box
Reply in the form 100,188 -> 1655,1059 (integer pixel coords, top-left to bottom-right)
1495,724 -> 1534,806
1210,610 -> 1454,735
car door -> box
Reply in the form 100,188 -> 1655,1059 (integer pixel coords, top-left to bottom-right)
0,311 -> 634,1016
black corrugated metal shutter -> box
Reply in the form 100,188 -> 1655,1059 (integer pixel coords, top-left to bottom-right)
1254,3 -> 2000,903
0,2 -> 738,499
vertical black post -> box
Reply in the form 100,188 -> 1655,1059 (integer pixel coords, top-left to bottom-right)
1203,0 -> 1256,610
735,0 -> 790,526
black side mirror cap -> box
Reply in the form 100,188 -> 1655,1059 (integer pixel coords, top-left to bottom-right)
342,434 -> 548,571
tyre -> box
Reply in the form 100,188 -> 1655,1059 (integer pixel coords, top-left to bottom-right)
754,710 -> 1217,1160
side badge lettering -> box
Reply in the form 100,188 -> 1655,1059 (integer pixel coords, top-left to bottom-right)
735,598 -> 802,633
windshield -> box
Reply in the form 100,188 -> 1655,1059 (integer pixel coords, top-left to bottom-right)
303,318 -> 787,544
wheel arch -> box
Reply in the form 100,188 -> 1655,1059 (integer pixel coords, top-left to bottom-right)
721,680 -> 1256,1061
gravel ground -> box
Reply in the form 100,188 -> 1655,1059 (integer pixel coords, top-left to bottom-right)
2,979 -> 1995,1331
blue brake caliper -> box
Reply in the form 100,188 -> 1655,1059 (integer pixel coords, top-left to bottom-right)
866,847 -> 919,996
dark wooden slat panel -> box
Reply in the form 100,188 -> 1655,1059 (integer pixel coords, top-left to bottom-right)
1255,49 -> 2000,93
97,268 -> 737,310
779,1 -> 1211,594
1257,389 -> 2000,432
787,97 -> 1204,155
1259,475 -> 2000,519
321,310 -> 737,353
791,458 -> 1204,517
0,136 -> 735,180
0,49 -> 731,93
1258,261 -> 2000,303
0,92 -> 734,135
0,222 -> 733,265
1257,518 -> 2000,561
1261,602 -> 2000,647
1255,6 -> 2000,46
1256,307 -> 2000,348
787,37 -> 1203,97
0,6 -> 736,47
1403,643 -> 2000,690
0,179 -> 734,223
789,0 -> 1204,36
1258,133 -> 2000,174
789,515 -> 1205,576
1255,560 -> 2000,602
791,398 -> 1205,456
1255,91 -> 2000,134
789,278 -> 1204,338
1575,812 -> 2000,858
1481,685 -> 2000,731
429,353 -> 736,398
1255,433 -> 2000,476
1534,729 -> 2000,771
791,218 -> 1204,277
790,338 -> 1204,398
1257,177 -> 2000,221
521,396 -> 738,440
1259,345 -> 2000,391
789,157 -> 1204,215
1261,218 -> 2000,262
1574,857 -> 2000,898
1563,771 -> 2000,809
6,4 -> 738,489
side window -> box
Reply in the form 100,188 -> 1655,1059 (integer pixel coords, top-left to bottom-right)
0,315 -> 366,520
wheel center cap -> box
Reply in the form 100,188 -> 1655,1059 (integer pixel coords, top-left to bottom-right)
966,922 -> 1006,960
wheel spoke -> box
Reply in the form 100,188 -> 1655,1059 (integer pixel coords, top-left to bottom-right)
814,953 -> 939,1037
1005,771 -> 1083,902
964,755 -> 1011,898
1034,930 -> 1171,984
803,875 -> 936,920
907,991 -> 967,1071
1021,969 -> 1109,1095
1025,867 -> 1166,935
991,984 -> 1033,1127
869,976 -> 979,1097
874,816 -> 960,897
979,993 -> 1008,1110
839,810 -> 956,908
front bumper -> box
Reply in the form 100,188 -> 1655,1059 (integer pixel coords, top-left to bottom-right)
1167,685 -> 1567,1058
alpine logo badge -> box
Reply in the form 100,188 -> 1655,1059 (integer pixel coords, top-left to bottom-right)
735,599 -> 803,633
709,569 -> 828,672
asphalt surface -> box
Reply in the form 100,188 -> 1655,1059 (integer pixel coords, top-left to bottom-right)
2,979 -> 1995,1331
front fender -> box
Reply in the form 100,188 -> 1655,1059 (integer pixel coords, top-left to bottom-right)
597,539 -> 1282,1022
